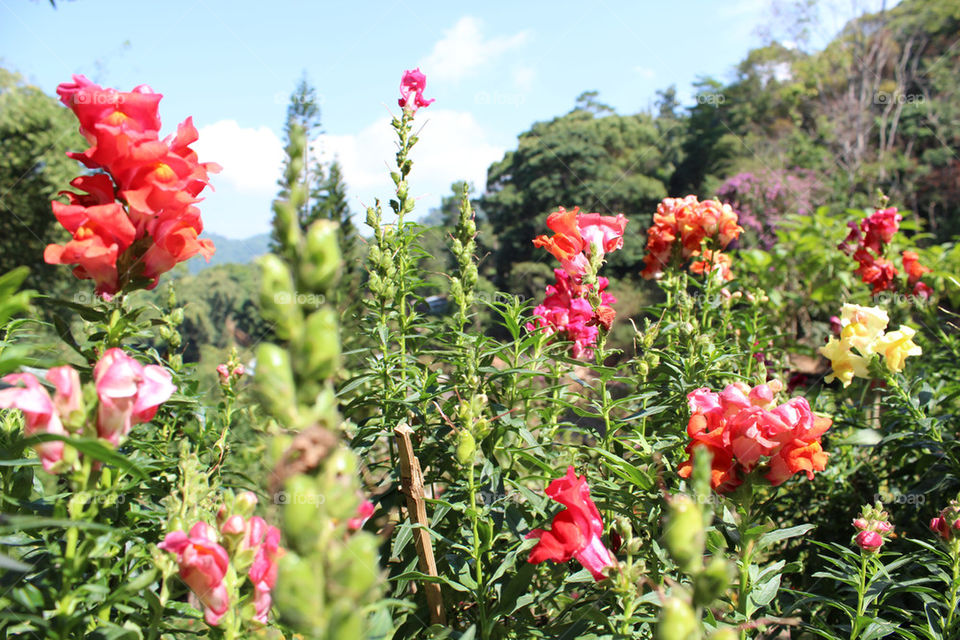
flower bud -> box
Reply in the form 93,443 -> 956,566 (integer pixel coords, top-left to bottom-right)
258,255 -> 300,340
301,220 -> 341,293
301,309 -> 340,380
221,514 -> 245,536
855,530 -> 884,553
456,430 -> 476,466
656,597 -> 700,640
236,491 -> 258,515
254,344 -> 297,427
664,495 -> 705,574
283,474 -> 324,554
693,557 -> 732,607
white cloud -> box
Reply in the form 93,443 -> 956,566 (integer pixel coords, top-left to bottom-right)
634,66 -> 656,80
193,120 -> 284,194
317,109 -> 504,218
420,16 -> 530,82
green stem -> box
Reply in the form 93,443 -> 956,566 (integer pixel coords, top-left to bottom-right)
947,540 -> 960,634
737,482 -> 755,640
468,463 -> 489,639
851,552 -> 868,640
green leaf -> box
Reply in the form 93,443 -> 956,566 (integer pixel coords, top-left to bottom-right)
758,524 -> 815,548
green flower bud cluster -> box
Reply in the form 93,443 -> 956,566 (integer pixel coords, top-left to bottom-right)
256,204 -> 343,429
364,217 -> 398,303
454,391 -> 491,467
273,447 -> 382,636
664,494 -> 706,574
450,184 -> 479,322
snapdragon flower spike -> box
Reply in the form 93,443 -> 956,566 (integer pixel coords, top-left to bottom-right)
641,196 -> 742,280
159,522 -> 231,626
819,303 -> 922,387
527,466 -> 615,581
525,268 -> 617,359
398,68 -> 435,113
46,75 -> 219,297
677,380 -> 833,493
852,504 -> 894,552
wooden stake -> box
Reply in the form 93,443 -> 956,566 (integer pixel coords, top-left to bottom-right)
394,423 -> 447,626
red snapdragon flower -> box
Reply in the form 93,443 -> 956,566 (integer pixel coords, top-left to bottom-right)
930,502 -> 960,541
840,207 -> 933,298
527,467 -> 615,581
348,500 -> 376,531
46,75 -> 219,297
398,68 -> 435,112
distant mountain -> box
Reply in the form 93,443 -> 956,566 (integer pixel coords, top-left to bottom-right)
188,232 -> 271,273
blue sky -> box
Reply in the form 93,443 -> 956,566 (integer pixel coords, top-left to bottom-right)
2,0 -> 889,239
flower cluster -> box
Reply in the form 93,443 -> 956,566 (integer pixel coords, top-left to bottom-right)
839,207 -> 932,298
527,207 -> 626,359
853,504 -> 894,553
677,380 -> 832,493
44,75 -> 219,297
930,502 -> 960,541
0,349 -> 174,471
640,195 -> 743,281
532,206 -> 628,277
819,303 -> 922,387
526,268 -> 617,359
159,494 -> 284,626
398,68 -> 434,113
527,466 -> 615,581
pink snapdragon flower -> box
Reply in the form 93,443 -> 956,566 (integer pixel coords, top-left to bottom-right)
398,68 -> 434,113
46,365 -> 83,422
242,516 -> 285,624
159,522 -> 231,625
0,372 -> 69,471
525,268 -> 617,359
94,348 -> 175,445
348,500 -> 376,531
